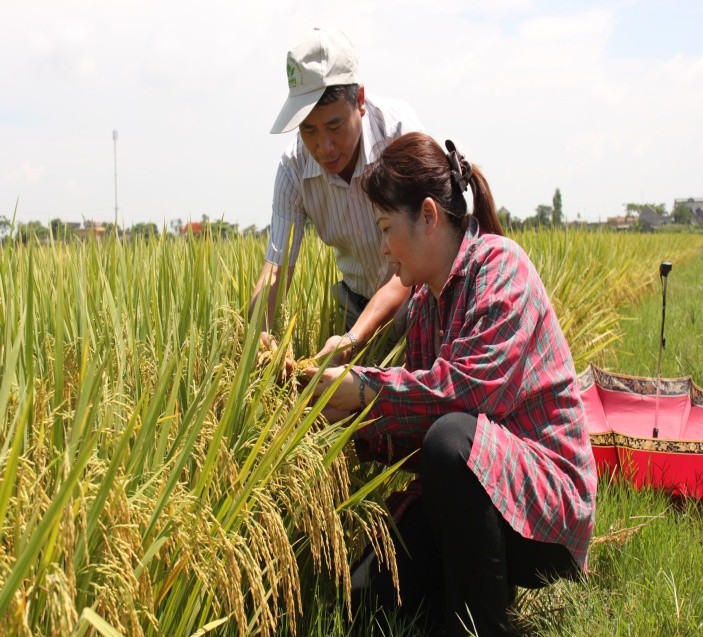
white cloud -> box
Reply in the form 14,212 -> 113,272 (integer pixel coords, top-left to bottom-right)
3,161 -> 46,186
1,0 -> 702,226
26,18 -> 97,80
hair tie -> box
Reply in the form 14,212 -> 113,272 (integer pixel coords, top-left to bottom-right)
445,139 -> 472,194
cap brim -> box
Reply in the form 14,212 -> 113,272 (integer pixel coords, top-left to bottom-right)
270,88 -> 325,134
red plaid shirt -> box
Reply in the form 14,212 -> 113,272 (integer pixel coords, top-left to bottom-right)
354,218 -> 597,568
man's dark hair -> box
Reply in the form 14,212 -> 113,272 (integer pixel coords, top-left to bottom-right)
317,84 -> 360,107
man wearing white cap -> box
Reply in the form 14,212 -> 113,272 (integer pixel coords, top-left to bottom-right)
250,27 -> 423,361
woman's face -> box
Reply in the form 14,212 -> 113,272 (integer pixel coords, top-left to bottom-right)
374,208 -> 425,288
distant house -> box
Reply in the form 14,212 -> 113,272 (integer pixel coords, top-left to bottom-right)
674,197 -> 703,225
73,221 -> 107,239
180,222 -> 204,235
638,206 -> 672,231
606,214 -> 638,231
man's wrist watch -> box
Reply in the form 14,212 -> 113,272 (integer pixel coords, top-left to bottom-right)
343,331 -> 358,358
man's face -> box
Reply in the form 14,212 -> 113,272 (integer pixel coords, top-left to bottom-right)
298,87 -> 366,183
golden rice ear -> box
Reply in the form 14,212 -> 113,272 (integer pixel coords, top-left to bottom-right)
294,357 -> 319,372
289,356 -> 319,389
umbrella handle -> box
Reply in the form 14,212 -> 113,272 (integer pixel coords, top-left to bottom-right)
653,261 -> 672,438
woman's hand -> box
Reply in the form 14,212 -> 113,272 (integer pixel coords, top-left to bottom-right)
303,365 -> 374,412
320,405 -> 354,423
259,331 -> 276,350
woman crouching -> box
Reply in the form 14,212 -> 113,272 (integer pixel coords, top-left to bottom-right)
307,132 -> 597,636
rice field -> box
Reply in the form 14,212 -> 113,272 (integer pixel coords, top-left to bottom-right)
1,227 -> 702,636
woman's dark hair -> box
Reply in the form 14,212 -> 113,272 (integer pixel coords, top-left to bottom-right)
361,132 -> 503,236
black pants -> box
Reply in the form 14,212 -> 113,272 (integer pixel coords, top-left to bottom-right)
333,280 -> 370,332
333,280 -> 409,343
351,413 -> 578,636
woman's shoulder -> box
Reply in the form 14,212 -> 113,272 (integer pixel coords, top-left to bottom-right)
460,232 -> 541,304
462,230 -> 529,273
477,231 -> 524,255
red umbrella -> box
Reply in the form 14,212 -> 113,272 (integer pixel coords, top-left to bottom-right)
578,365 -> 703,499
578,261 -> 703,499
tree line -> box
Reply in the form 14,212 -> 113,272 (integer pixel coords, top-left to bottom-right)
0,215 -> 268,243
502,189 -> 699,230
3,196 -> 698,242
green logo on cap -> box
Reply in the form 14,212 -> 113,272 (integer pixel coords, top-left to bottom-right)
287,62 -> 297,88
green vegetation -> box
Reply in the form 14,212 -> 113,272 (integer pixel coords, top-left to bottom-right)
521,482 -> 703,637
0,233 -> 397,636
512,228 -> 702,372
1,229 -> 702,635
518,233 -> 703,637
602,248 -> 703,383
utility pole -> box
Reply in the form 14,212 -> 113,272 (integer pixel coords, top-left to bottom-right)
113,129 -> 118,227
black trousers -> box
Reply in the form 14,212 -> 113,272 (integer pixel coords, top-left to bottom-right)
333,280 -> 370,332
333,280 -> 409,344
351,413 -> 578,636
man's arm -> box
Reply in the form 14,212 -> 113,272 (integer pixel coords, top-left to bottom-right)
249,261 -> 295,334
316,275 -> 410,361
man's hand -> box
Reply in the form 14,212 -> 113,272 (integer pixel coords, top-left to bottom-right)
314,334 -> 355,365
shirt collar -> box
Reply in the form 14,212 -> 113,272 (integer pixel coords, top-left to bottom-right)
301,138 -> 323,180
360,109 -> 376,167
447,215 -> 480,281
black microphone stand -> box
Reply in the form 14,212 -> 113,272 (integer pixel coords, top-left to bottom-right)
653,261 -> 672,438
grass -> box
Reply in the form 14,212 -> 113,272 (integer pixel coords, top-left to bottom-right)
530,483 -> 703,637
602,245 -> 703,384
0,233 -> 399,637
498,235 -> 703,636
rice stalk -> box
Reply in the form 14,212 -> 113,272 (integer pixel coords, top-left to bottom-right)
2,227 -> 701,636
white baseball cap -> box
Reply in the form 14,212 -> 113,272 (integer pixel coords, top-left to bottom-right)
270,27 -> 360,134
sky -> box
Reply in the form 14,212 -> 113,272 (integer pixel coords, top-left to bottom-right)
2,0 -> 702,230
